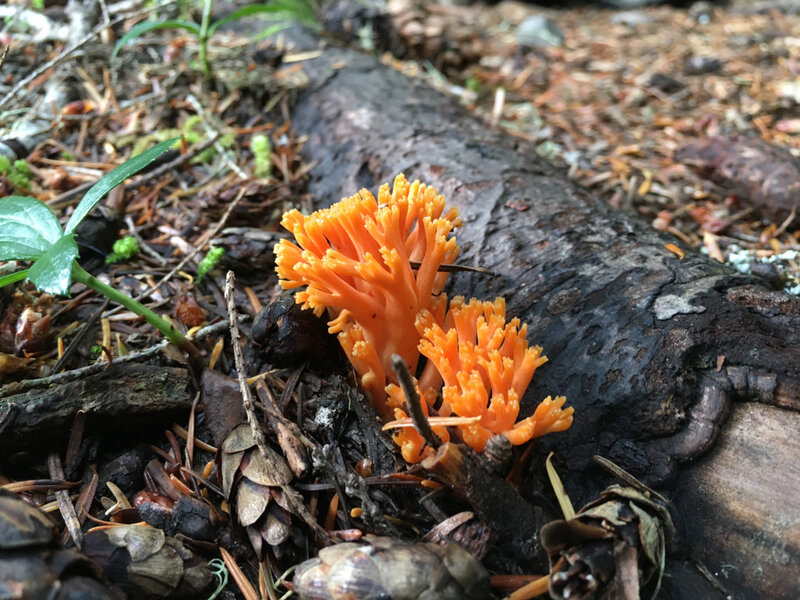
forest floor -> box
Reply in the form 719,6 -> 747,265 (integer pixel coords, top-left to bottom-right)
0,0 -> 798,598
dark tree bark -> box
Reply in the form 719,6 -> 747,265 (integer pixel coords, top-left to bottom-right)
0,364 -> 191,451
280,31 -> 800,599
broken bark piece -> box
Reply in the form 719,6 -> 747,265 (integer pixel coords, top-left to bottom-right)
676,135 -> 800,222
0,364 -> 191,451
282,31 -> 800,598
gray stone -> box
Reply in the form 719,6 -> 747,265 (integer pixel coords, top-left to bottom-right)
515,14 -> 564,48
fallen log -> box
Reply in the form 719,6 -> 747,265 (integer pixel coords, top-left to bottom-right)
0,363 -> 192,452
281,31 -> 800,599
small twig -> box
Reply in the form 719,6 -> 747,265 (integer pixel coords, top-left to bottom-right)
255,378 -> 309,478
774,206 -> 797,238
409,261 -> 496,276
592,455 -> 670,505
504,575 -> 550,600
391,354 -> 441,450
124,214 -> 168,266
61,469 -> 97,547
224,271 -> 268,460
224,271 -> 327,540
135,133 -> 220,186
47,453 -> 83,548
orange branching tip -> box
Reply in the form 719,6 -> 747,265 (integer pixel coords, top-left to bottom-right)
417,296 -> 573,452
275,174 -> 460,418
385,381 -> 450,463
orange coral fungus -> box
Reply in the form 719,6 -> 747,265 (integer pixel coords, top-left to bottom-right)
274,174 -> 460,418
417,297 -> 573,452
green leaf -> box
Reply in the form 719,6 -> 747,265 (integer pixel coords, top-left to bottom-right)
112,20 -> 201,60
65,138 -> 179,235
28,235 -> 78,295
253,22 -> 295,41
0,196 -> 62,260
208,1 -> 316,36
0,269 -> 29,289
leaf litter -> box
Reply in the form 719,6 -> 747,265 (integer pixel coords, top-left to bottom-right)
0,1 -> 791,599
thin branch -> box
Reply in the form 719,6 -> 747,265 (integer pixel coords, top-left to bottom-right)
224,270 -> 264,459
47,453 -> 83,548
224,271 -> 328,540
391,354 -> 441,450
409,261 -> 496,275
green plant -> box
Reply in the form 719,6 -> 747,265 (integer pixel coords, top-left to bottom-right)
196,246 -> 224,283
0,138 -> 203,365
0,156 -> 32,190
112,0 -> 318,79
105,236 -> 140,264
251,134 -> 271,178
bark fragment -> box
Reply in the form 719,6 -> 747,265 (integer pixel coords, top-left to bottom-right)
0,364 -> 191,451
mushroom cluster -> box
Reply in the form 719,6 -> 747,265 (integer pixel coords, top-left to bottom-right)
275,174 -> 572,462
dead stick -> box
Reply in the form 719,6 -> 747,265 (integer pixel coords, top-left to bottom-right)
255,379 -> 309,478
224,271 -> 268,462
224,271 -> 327,540
47,453 -> 83,548
391,354 -> 441,450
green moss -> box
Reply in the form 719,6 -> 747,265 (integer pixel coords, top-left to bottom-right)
0,157 -> 32,188
13,160 -> 30,176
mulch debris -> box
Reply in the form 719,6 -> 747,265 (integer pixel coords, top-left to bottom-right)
0,0 -> 796,598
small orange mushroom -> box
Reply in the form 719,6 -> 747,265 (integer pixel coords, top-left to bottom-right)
417,296 -> 573,452
275,174 -> 460,419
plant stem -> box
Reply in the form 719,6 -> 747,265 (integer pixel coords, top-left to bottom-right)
198,0 -> 213,79
71,262 -> 205,368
